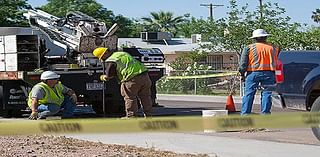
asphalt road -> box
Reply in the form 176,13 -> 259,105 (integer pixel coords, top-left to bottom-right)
68,94 -> 320,157
155,94 -> 296,114
153,95 -> 319,145
153,99 -> 319,145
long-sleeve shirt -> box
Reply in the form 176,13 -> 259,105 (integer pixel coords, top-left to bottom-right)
239,46 -> 250,76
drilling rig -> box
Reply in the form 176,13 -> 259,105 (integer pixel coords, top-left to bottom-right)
0,9 -> 164,117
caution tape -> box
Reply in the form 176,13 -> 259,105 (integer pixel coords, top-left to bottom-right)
165,71 -> 238,79
0,112 -> 319,135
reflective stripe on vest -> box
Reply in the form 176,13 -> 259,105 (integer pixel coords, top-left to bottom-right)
27,82 -> 65,107
247,43 -> 278,71
106,52 -> 147,82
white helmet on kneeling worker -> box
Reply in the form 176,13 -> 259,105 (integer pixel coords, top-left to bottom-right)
40,71 -> 60,80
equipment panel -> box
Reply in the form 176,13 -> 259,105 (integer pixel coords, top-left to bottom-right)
123,47 -> 164,63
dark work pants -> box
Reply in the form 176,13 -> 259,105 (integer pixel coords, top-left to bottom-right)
120,73 -> 153,117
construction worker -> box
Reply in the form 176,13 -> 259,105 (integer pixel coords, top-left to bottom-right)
28,71 -> 77,120
239,29 -> 279,115
92,47 -> 152,118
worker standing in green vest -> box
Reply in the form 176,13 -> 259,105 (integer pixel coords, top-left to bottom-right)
92,47 -> 153,118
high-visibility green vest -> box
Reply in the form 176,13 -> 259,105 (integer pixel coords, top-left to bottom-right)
27,82 -> 65,107
106,52 -> 147,82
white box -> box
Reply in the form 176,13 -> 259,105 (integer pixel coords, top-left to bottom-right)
0,54 -> 5,71
202,110 -> 228,133
0,36 -> 4,54
0,45 -> 4,54
4,35 -> 17,53
5,53 -> 17,71
202,110 -> 228,117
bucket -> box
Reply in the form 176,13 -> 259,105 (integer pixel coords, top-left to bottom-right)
202,110 -> 228,133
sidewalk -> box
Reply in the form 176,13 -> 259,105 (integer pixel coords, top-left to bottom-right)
68,132 -> 319,157
157,94 -> 261,105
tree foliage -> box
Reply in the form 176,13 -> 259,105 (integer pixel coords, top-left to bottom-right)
168,51 -> 208,70
312,8 -> 320,23
40,0 -> 113,25
157,51 -> 212,94
141,11 -> 186,37
0,0 -> 30,26
176,17 -> 210,38
199,0 -> 320,53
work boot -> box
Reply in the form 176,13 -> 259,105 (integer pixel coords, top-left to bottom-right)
152,103 -> 164,107
120,116 -> 135,119
143,113 -> 152,118
37,116 -> 46,120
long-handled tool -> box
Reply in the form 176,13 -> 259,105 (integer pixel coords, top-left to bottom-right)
102,61 -> 106,117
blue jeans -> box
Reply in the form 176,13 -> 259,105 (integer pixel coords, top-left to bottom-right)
37,96 -> 76,118
241,71 -> 275,115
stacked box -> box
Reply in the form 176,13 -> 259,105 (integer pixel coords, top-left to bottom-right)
0,35 -> 40,71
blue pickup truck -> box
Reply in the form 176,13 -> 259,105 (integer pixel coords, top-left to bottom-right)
272,50 -> 320,140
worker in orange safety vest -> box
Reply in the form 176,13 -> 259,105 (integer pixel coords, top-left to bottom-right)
239,29 -> 279,115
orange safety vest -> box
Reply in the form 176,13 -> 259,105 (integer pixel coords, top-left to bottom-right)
247,43 -> 279,71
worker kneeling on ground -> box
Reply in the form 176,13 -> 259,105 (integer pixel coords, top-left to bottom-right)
28,71 -> 77,120
93,47 -> 153,118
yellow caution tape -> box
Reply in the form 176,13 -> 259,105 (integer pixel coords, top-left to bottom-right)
0,112 -> 320,135
0,112 -> 319,135
0,116 -> 202,135
213,112 -> 320,131
165,72 -> 238,79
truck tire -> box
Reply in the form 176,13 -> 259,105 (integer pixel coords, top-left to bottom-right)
1,110 -> 12,118
311,96 -> 320,141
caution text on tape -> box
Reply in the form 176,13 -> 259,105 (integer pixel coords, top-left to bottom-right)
0,112 -> 319,135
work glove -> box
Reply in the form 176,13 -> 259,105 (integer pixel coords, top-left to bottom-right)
240,76 -> 245,82
70,94 -> 78,103
100,75 -> 108,81
28,111 -> 39,120
237,72 -> 245,81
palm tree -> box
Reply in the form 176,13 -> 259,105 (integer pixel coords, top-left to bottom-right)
141,11 -> 186,36
311,8 -> 320,23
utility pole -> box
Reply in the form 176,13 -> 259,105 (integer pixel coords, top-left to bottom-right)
259,0 -> 263,20
258,0 -> 264,27
200,3 -> 224,21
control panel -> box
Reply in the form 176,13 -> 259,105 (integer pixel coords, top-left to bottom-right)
123,48 -> 164,64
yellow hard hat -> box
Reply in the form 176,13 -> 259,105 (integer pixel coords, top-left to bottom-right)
93,47 -> 108,59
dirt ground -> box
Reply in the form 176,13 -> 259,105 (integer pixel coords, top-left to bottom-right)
0,135 -> 209,157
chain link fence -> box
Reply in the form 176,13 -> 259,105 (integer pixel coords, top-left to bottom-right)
156,70 -> 241,96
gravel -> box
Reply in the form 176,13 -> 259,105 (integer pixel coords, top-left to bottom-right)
0,135 -> 209,157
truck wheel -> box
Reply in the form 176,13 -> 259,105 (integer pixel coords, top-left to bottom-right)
311,96 -> 320,141
91,101 -> 103,115
1,110 -> 12,118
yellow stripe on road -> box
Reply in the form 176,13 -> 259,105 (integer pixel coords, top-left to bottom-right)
165,72 -> 238,79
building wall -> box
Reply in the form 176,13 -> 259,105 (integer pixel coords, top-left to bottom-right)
222,54 -> 239,70
163,54 -> 178,74
163,52 -> 238,74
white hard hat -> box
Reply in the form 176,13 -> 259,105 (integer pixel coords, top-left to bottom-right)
250,29 -> 270,39
40,71 -> 60,80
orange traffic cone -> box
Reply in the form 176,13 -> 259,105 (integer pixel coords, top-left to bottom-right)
225,94 -> 236,112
